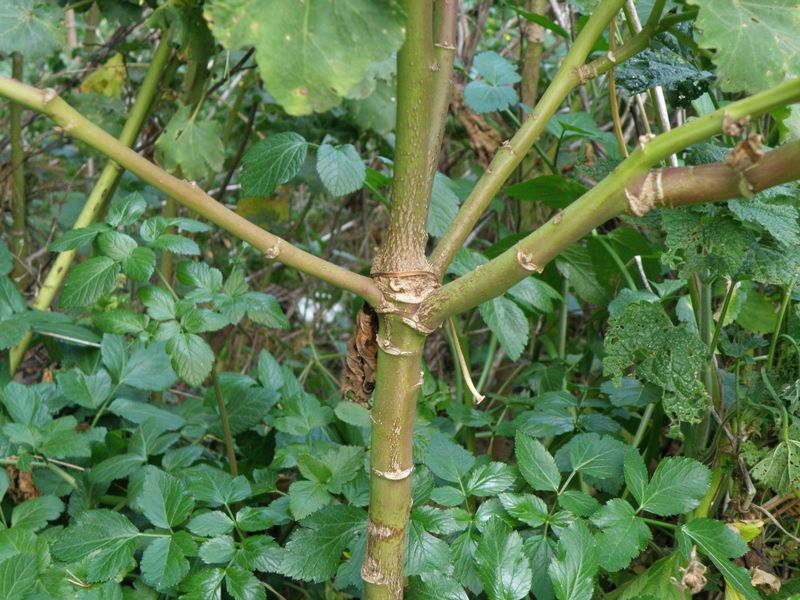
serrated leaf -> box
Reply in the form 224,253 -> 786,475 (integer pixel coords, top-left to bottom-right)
107,192 -> 147,228
0,0 -> 64,60
591,499 -> 651,571
623,451 -> 649,507
548,520 -> 598,600
141,535 -> 190,589
97,230 -> 137,261
225,566 -> 265,600
52,510 -> 139,582
11,495 -> 64,531
504,175 -> 588,209
155,105 -> 224,180
425,433 -> 475,483
728,199 -> 800,247
199,535 -> 236,564
244,292 -> 289,329
639,457 -> 711,516
558,491 -> 600,518
123,246 -> 156,282
240,133 -> 308,198
406,519 -> 452,577
686,0 -> 800,94
57,368 -> 113,410
183,465 -> 252,507
516,432 -> 561,492
49,223 -> 109,252
601,377 -> 661,408
181,567 -> 225,599
498,492 -> 548,527
427,173 -> 461,237
166,333 -> 214,387
289,479 -> 332,519
681,519 -> 759,600
60,256 -> 120,308
316,143 -> 365,196
0,553 -> 38,599
140,469 -> 195,529
408,574 -> 469,600
186,511 -> 234,536
108,398 -> 185,429
90,453 -> 145,483
205,0 -> 405,115
464,51 -> 521,114
752,438 -> 800,493
151,234 -> 201,256
94,308 -> 147,334
480,296 -> 529,361
475,519 -> 532,600
465,462 -> 515,496
560,433 -> 630,479
279,504 -> 367,583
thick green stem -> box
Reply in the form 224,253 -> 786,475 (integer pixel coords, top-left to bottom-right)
372,0 -> 436,273
419,83 -> 800,327
10,52 -> 26,288
8,33 -> 173,374
430,0 -> 641,275
0,78 -> 381,306
768,280 -> 795,370
362,317 -> 425,599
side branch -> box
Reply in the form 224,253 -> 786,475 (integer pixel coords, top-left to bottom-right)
429,0 -> 666,276
0,76 -> 382,305
419,80 -> 800,326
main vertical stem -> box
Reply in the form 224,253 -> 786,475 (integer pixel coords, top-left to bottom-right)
362,316 -> 425,599
10,52 -> 26,289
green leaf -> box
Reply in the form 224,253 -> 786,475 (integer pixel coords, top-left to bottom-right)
617,554 -> 683,600
406,519 -> 452,577
515,432 -> 561,492
245,292 -> 290,329
11,495 -> 63,531
560,433 -> 630,480
0,553 -> 38,600
140,468 -> 195,529
140,285 -> 176,321
480,296 -> 529,361
425,433 -> 475,483
408,574 -> 469,600
225,566 -> 265,600
601,377 -> 661,408
235,507 -> 274,532
623,451 -> 649,507
49,223 -> 109,252
183,465 -> 252,507
52,510 -> 139,582
498,492 -> 548,527
141,535 -> 190,590
102,337 -> 177,391
151,233 -> 201,256
465,462 -> 515,496
615,47 -> 714,107
57,368 -> 113,409
504,175 -> 588,209
604,300 -> 709,429
0,0 -> 64,60
279,504 -> 367,583
334,400 -> 370,427
94,308 -> 148,334
199,535 -> 236,564
316,143 -> 365,196
123,247 -> 156,282
475,519 -> 532,600
557,491 -> 600,518
591,499 -> 651,571
464,51 -> 520,113
427,172 -> 461,238
187,511 -> 235,537
108,398 -> 186,430
240,133 -> 308,198
639,457 -> 711,516
90,452 -> 145,483
205,0 -> 405,115
728,199 -> 800,247
681,519 -> 759,600
686,0 -> 800,93
155,105 -> 224,180
548,520 -> 598,600
107,192 -> 148,228
60,256 -> 120,308
181,567 -> 225,599
752,438 -> 800,493
289,480 -> 332,519
166,333 -> 214,387
97,230 -> 138,261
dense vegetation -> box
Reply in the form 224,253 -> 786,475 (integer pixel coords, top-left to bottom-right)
0,0 -> 799,598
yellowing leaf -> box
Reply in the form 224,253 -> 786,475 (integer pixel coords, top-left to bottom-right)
727,520 -> 763,543
80,53 -> 127,97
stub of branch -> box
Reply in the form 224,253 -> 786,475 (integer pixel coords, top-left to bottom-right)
516,245 -> 543,273
625,169 -> 665,216
263,240 -> 281,259
372,465 -> 414,480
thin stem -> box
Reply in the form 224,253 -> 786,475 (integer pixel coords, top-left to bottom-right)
631,403 -> 655,449
768,280 -> 794,369
476,334 -> 498,393
593,231 -> 637,290
608,19 -> 629,158
213,370 -> 238,477
448,318 -> 485,403
419,83 -> 800,327
708,279 -> 737,358
0,76 -> 382,306
558,278 -> 569,360
8,31 -> 174,374
9,52 -> 27,288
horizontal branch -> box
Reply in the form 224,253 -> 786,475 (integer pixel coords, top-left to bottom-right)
0,76 -> 382,305
428,0 -> 666,276
419,79 -> 800,327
